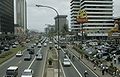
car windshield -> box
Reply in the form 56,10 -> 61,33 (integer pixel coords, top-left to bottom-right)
23,72 -> 32,75
6,70 -> 15,75
64,59 -> 69,62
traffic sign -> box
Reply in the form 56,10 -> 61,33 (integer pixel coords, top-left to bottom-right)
76,9 -> 88,24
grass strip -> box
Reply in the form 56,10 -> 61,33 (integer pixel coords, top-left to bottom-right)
0,45 -> 26,65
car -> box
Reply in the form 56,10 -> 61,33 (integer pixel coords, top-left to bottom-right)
12,44 -> 17,48
31,45 -> 34,48
26,39 -> 30,43
111,50 -> 120,55
33,43 -> 36,47
37,43 -> 41,48
14,42 -> 19,45
49,41 -> 52,44
24,55 -> 32,61
44,43 -> 47,47
55,44 -> 58,48
63,58 -> 71,66
4,46 -> 9,51
27,48 -> 31,51
36,54 -> 43,60
21,69 -> 33,77
29,48 -> 34,54
16,51 -> 23,57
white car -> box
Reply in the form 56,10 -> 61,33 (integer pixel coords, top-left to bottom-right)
44,43 -> 47,47
12,44 -> 17,48
49,41 -> 52,44
21,69 -> 33,77
33,43 -> 36,47
14,42 -> 19,45
16,51 -> 23,57
63,58 -> 71,66
37,43 -> 41,48
36,54 -> 43,60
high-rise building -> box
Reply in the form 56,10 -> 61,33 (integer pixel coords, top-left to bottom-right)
54,15 -> 68,33
70,0 -> 80,32
15,0 -> 27,34
0,0 -> 14,35
70,0 -> 114,39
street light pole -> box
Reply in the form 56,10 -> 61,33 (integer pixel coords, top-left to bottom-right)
36,5 -> 60,77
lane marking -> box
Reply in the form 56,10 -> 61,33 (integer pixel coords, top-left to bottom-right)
16,60 -> 22,66
67,48 -> 99,77
28,56 -> 36,69
55,46 -> 66,77
61,48 -> 83,77
59,60 -> 66,77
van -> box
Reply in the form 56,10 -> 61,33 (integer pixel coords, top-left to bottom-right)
5,66 -> 18,77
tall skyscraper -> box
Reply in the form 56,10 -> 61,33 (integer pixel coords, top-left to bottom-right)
70,0 -> 80,32
0,0 -> 14,35
15,0 -> 27,34
70,0 -> 114,39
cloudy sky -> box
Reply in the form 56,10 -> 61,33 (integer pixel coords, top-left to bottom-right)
26,0 -> 120,32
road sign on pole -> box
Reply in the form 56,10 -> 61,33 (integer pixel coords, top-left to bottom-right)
76,9 -> 88,24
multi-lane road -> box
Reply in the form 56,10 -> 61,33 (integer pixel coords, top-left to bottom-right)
59,46 -> 99,77
0,42 -> 48,77
0,39 -> 99,77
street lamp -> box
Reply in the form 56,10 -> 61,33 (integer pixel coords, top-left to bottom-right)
36,4 -> 60,77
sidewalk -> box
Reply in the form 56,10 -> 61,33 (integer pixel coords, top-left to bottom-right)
67,45 -> 113,77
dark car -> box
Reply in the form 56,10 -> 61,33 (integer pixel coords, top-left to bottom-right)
24,55 -> 32,61
29,48 -> 34,54
111,50 -> 120,55
0,45 -> 4,53
27,48 -> 31,51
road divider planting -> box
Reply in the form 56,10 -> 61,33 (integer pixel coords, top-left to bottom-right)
0,45 -> 26,65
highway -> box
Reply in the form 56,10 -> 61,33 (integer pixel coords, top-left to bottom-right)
64,49 -> 98,77
0,42 -> 48,77
59,49 -> 80,77
59,47 -> 98,77
0,39 -> 99,77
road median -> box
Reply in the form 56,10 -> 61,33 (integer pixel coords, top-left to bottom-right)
0,45 -> 26,65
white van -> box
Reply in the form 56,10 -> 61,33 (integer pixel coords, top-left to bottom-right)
5,66 -> 18,77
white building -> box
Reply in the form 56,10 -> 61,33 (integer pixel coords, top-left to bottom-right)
70,0 -> 80,32
70,0 -> 114,39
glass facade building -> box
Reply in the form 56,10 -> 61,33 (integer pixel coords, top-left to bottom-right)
0,0 -> 14,34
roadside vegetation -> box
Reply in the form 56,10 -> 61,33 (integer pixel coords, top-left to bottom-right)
0,45 -> 26,65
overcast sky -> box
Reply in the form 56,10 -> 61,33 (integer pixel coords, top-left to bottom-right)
27,0 -> 120,32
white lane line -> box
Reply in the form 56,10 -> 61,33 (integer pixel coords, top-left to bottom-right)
28,56 -> 36,69
59,60 -> 66,77
61,48 -> 83,77
16,60 -> 22,66
68,48 -> 99,77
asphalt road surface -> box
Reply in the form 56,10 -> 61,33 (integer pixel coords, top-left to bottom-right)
0,43 -> 48,77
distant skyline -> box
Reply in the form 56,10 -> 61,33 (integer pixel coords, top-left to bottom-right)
26,0 -> 120,32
